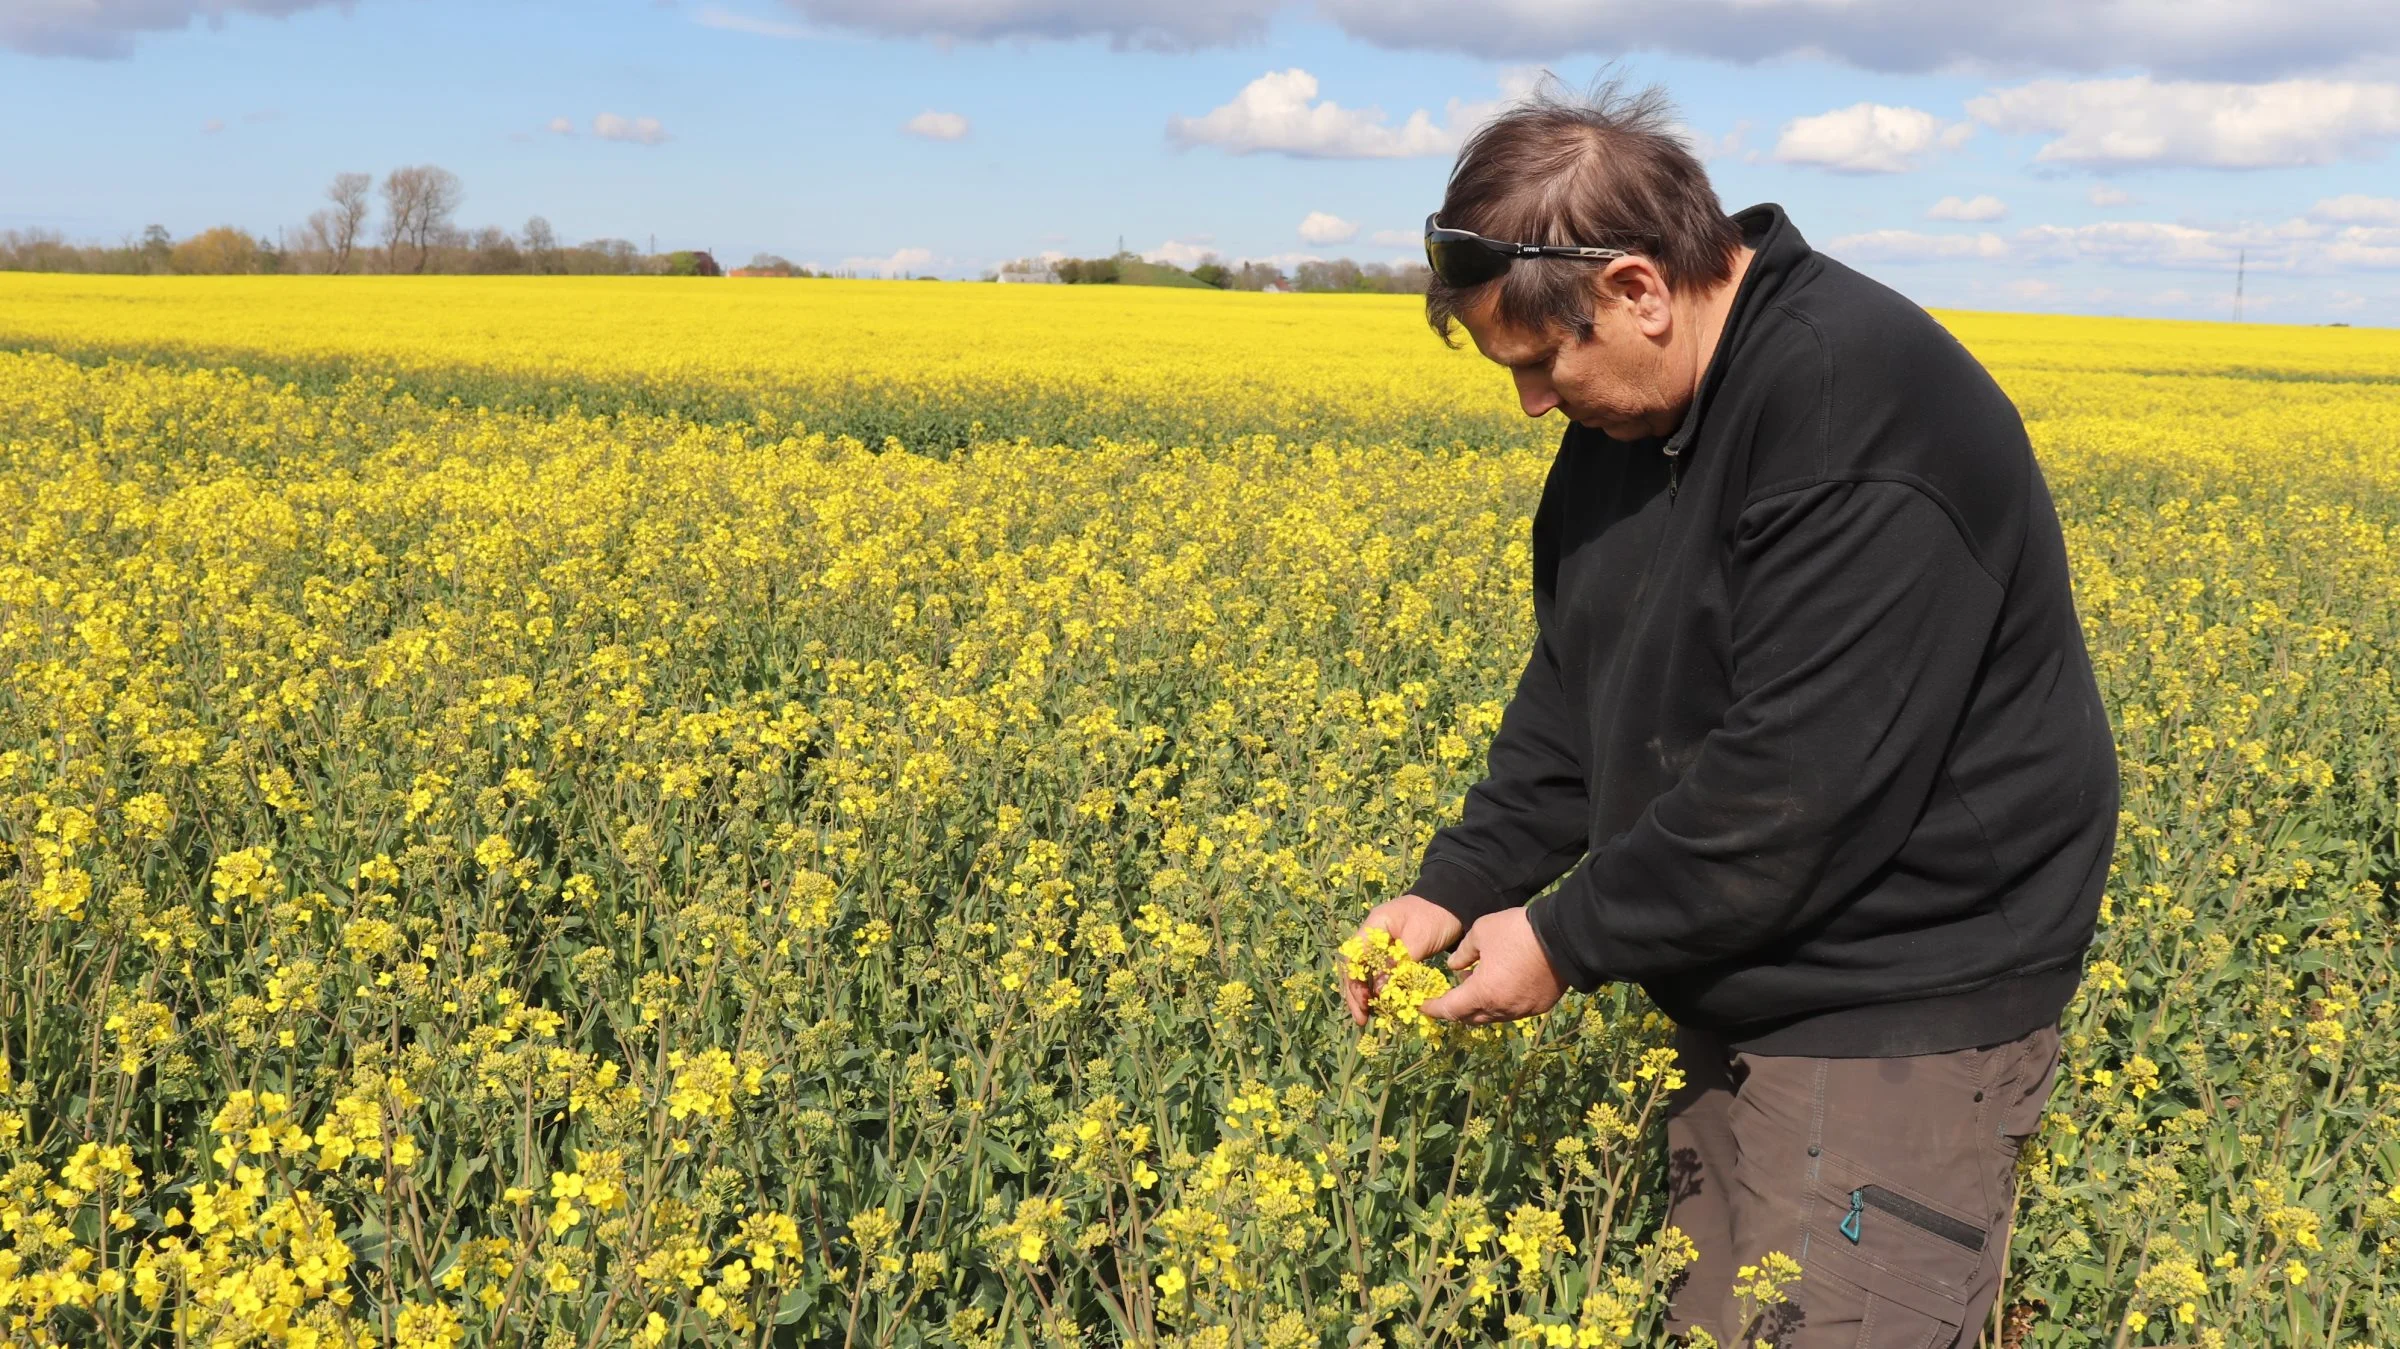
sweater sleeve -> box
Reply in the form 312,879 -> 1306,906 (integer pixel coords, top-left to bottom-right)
1404,621 -> 1592,929
1525,478 -> 2004,989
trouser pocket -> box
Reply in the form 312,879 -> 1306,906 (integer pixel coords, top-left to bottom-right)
1842,1185 -> 1986,1254
1786,1146 -> 1988,1345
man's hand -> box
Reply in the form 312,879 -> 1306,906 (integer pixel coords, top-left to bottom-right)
1418,908 -> 1567,1025
1342,895 -> 1464,1027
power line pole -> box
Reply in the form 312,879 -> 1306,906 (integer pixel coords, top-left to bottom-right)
2234,248 -> 2245,322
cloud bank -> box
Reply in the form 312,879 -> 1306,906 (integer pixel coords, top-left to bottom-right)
1168,67 -> 1540,159
1830,198 -> 2400,273
593,113 -> 671,145
5,0 -> 347,58
756,0 -> 2400,80
1967,76 -> 2400,170
903,109 -> 970,140
1771,103 -> 1973,174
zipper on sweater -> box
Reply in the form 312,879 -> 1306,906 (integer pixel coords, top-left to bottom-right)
1662,437 -> 1684,501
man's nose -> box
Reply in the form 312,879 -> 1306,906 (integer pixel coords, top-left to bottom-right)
1516,377 -> 1558,419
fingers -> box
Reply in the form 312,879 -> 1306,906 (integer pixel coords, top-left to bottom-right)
1417,971 -> 1485,1024
1448,928 -> 1481,972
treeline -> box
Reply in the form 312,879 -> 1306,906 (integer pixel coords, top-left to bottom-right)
1011,250 -> 1432,293
0,165 -> 732,277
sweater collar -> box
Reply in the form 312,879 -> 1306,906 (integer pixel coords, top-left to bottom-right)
1660,202 -> 1810,460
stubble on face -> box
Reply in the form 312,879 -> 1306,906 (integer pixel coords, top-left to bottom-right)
1458,283 -> 1674,440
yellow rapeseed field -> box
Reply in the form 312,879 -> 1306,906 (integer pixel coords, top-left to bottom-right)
0,276 -> 2396,1348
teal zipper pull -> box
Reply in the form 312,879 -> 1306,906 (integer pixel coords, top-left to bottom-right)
1841,1189 -> 1864,1243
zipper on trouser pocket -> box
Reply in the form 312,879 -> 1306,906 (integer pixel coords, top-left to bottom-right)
1838,1185 -> 1986,1252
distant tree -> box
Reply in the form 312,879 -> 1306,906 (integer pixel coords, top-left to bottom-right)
1230,261 -> 1287,291
663,249 -> 722,277
743,252 -> 797,277
1055,256 -> 1120,284
469,225 -> 523,274
295,212 -> 336,271
522,216 -> 559,274
379,165 -> 463,273
1190,259 -> 1232,289
564,238 -> 643,275
1377,259 -> 1432,293
1294,258 -> 1366,293
315,172 -> 371,273
170,226 -> 263,274
0,229 -> 82,272
139,225 -> 173,273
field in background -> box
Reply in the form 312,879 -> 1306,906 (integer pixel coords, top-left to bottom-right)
0,279 -> 2395,1347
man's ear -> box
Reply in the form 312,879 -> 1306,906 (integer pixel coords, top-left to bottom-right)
1597,257 -> 1674,338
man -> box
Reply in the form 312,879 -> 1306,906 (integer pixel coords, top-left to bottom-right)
1338,81 -> 2118,1348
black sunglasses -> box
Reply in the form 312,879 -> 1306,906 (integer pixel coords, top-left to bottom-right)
1423,212 -> 1635,288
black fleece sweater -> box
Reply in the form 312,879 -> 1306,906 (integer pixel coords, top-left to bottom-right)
1409,203 -> 2119,1057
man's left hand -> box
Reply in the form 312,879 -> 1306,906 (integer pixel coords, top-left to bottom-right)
1417,907 -> 1568,1025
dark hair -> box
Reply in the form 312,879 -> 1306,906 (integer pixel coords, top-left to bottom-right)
1426,74 -> 1743,344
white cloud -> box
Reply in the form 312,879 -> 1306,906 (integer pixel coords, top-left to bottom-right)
1834,211 -> 2400,274
1234,250 -> 1330,270
2087,185 -> 2137,207
2011,220 -> 2253,268
1298,212 -> 1358,244
1306,0 -> 2400,80
3,0 -> 343,59
717,0 -> 2400,83
1142,239 -> 1221,269
546,116 -> 575,136
695,5 -> 833,38
1926,194 -> 2008,222
1966,76 -> 2400,169
2309,194 -> 2400,225
1773,103 -> 1972,174
770,0 -> 1279,50
33,0 -> 2394,73
593,113 -> 671,146
1827,230 -> 2012,262
844,246 -> 940,276
1674,120 -> 1750,162
1369,227 -> 1420,249
903,109 -> 969,140
2321,226 -> 2400,269
1167,67 -> 1538,159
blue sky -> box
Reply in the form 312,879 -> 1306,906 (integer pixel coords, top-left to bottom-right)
6,0 -> 2400,324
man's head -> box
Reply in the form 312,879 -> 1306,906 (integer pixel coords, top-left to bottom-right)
1427,77 -> 1748,440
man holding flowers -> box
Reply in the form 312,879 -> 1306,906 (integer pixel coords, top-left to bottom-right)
1340,78 -> 2117,1349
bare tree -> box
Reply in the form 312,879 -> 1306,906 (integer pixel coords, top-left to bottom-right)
468,225 -> 521,273
316,172 -> 371,273
379,165 -> 463,274
522,216 -> 558,274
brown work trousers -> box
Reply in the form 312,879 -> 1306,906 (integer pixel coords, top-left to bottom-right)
1661,1020 -> 2062,1348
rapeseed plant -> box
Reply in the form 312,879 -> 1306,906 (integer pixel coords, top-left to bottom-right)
0,291 -> 2392,1344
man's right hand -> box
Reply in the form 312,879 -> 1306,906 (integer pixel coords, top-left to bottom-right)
1342,895 -> 1466,1026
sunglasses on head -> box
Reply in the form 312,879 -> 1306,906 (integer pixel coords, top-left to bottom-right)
1423,212 -> 1635,288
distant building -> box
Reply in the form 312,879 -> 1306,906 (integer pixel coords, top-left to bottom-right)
997,259 -> 1059,284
